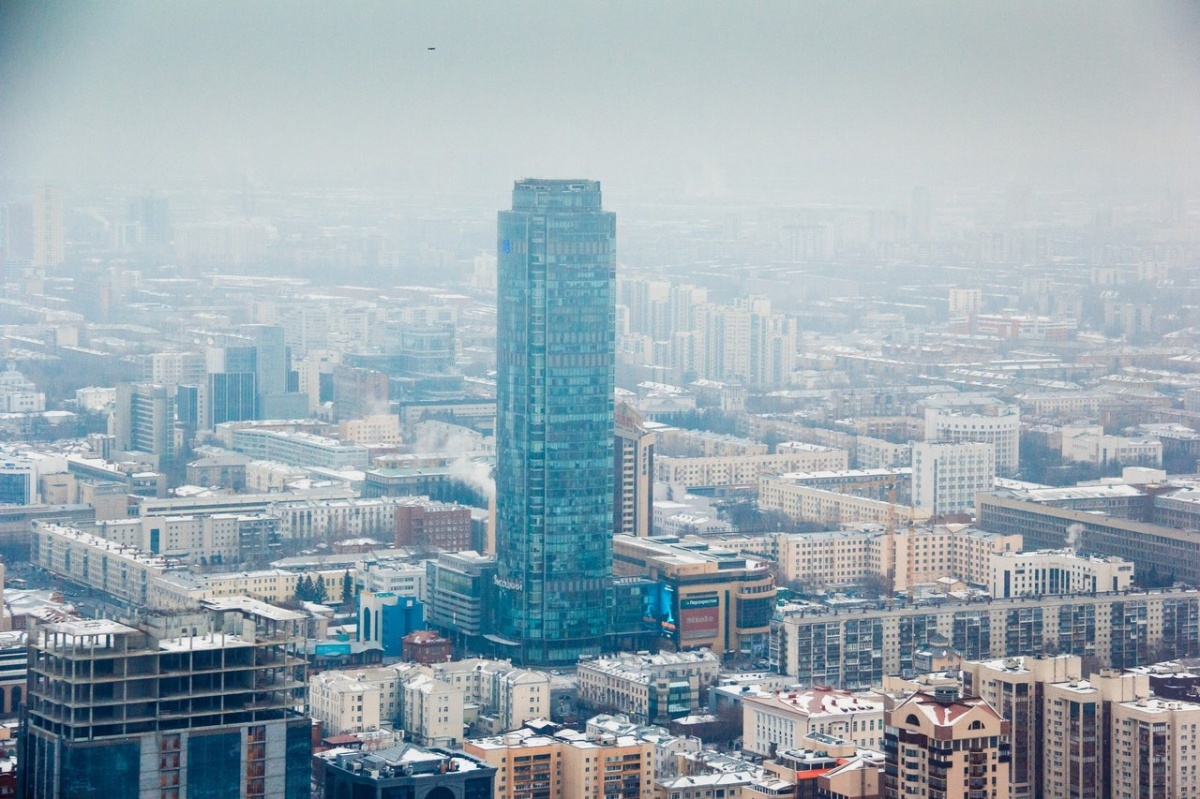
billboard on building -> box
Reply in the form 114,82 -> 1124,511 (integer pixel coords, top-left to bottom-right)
643,581 -> 677,635
679,595 -> 720,640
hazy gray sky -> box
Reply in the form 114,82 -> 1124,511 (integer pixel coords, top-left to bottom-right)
2,1 -> 1198,197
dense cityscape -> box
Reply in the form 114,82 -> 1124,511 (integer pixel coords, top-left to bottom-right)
3,3 -> 1200,799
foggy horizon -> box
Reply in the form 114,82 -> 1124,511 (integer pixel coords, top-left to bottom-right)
3,1 -> 1200,203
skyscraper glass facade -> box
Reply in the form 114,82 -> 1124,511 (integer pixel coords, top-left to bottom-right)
494,179 -> 616,665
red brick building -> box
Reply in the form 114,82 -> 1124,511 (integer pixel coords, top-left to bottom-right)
394,500 -> 472,552
401,630 -> 452,665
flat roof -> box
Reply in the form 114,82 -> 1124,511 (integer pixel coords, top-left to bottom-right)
43,619 -> 138,637
201,596 -> 306,622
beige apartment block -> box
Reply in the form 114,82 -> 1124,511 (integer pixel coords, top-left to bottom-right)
1041,678 -> 1104,799
467,727 -> 654,799
884,688 -> 1011,799
963,656 -> 1081,799
734,524 -> 1020,594
309,667 -> 400,736
758,475 -> 931,527
1108,697 -> 1200,799
656,447 -> 848,490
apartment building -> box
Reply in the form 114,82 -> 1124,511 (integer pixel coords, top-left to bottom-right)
962,656 -> 1081,799
883,688 -> 1011,799
33,520 -> 348,608
337,414 -> 402,445
1108,696 -> 1200,799
1013,390 -> 1105,419
398,672 -> 464,747
270,497 -> 408,542
739,524 -> 1020,594
467,728 -> 563,799
656,427 -> 766,458
85,514 -> 280,565
1041,677 -> 1104,799
466,726 -> 654,799
309,667 -> 400,736
393,498 -> 473,552
428,658 -> 551,734
614,402 -> 656,538
770,590 -> 1200,690
656,447 -> 848,490
758,474 -> 932,527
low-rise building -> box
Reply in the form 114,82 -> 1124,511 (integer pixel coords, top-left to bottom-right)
310,668 -> 399,736
742,688 -> 885,756
656,447 -> 848,490
758,474 -> 932,527
577,650 -> 721,725
402,630 -> 451,665
320,744 -> 496,799
465,725 -> 654,799
990,549 -> 1134,598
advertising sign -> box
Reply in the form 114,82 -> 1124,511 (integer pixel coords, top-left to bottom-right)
643,582 -> 677,634
678,595 -> 720,640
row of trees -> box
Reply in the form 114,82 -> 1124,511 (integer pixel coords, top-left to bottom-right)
292,570 -> 356,606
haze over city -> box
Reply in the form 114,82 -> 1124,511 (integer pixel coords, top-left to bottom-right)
2,3 -> 1200,799
4,1 -> 1200,200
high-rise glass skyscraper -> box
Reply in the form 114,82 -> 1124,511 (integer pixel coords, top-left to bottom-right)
493,179 -> 616,666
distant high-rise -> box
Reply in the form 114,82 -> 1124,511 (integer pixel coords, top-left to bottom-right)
493,179 -> 616,666
910,185 -> 932,242
614,402 -> 654,538
114,383 -> 177,466
206,344 -> 258,427
331,364 -> 389,420
128,195 -> 171,245
249,324 -> 307,419
32,187 -> 64,268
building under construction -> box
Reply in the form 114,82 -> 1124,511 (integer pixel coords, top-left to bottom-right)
20,596 -> 312,799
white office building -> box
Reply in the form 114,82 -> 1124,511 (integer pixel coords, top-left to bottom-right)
912,441 -> 995,517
